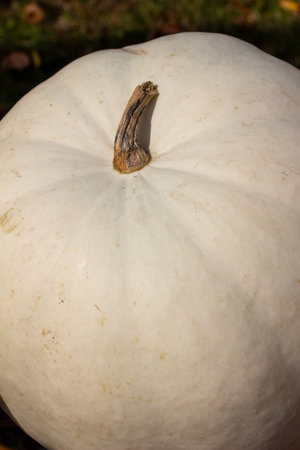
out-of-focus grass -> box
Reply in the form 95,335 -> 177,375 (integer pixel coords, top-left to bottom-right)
0,0 -> 299,118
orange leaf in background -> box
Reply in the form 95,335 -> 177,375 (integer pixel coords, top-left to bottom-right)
23,2 -> 45,24
279,0 -> 299,13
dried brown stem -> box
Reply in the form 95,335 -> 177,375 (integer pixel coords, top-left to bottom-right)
113,81 -> 158,174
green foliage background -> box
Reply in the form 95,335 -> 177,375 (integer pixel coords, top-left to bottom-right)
0,0 -> 299,119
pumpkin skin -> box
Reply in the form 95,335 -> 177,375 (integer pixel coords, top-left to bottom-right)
0,32 -> 300,450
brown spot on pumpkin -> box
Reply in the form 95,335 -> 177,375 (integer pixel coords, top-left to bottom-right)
34,295 -> 42,310
94,305 -> 106,326
42,328 -> 51,336
97,317 -> 107,326
0,208 -> 23,234
122,47 -> 149,55
100,383 -> 113,394
11,170 -> 21,178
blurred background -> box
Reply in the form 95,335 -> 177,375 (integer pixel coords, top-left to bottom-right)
0,0 -> 300,120
0,0 -> 299,448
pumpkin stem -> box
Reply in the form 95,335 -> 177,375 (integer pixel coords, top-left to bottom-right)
113,81 -> 158,174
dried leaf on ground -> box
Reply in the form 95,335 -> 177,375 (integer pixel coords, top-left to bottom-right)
280,0 -> 299,13
23,2 -> 45,24
2,52 -> 31,71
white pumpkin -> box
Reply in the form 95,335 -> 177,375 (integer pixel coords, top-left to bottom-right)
0,32 -> 300,450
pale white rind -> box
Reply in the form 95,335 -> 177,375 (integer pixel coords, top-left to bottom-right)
0,33 -> 300,450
